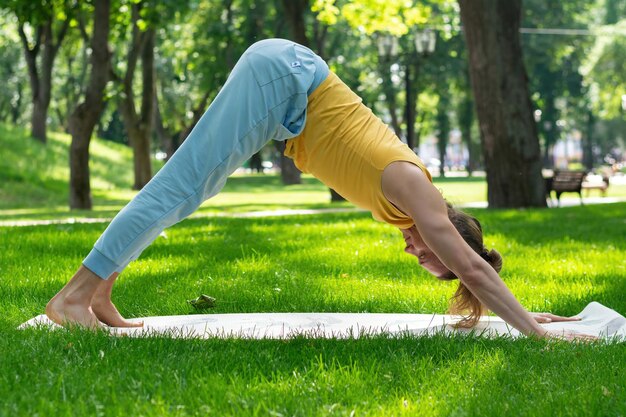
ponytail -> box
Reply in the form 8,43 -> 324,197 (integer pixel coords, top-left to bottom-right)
445,202 -> 503,327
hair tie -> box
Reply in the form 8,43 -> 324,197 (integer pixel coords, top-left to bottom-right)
479,251 -> 491,262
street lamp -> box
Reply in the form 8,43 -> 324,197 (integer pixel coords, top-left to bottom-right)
376,34 -> 399,60
414,28 -> 436,56
375,29 -> 436,152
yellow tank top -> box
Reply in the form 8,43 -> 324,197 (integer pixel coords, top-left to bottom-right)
284,71 -> 432,228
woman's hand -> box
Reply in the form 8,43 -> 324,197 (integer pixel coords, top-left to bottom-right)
531,313 -> 598,341
530,312 -> 581,324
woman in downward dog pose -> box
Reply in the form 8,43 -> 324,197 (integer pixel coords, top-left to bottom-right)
47,39 -> 585,339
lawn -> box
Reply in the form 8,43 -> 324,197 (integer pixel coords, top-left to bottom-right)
2,203 -> 626,416
2,124 -> 626,415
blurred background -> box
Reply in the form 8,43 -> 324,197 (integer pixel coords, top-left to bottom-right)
0,0 -> 624,211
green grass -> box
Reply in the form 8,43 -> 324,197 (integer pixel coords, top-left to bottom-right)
2,124 -> 626,415
2,203 -> 626,416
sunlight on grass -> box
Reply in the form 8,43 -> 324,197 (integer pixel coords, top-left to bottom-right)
2,199 -> 626,415
2,124 -> 626,416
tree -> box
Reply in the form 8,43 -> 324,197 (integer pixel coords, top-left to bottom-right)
153,0 -> 232,161
0,12 -> 29,125
154,0 -> 262,161
522,0 -> 595,169
435,94 -> 450,177
112,1 -> 156,190
51,14 -> 90,134
581,19 -> 626,168
68,0 -> 111,209
457,69 -> 480,175
272,0 -> 309,186
458,0 -> 546,208
313,0 -> 434,146
8,0 -> 72,143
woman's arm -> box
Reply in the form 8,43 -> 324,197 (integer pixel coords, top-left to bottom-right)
382,162 -> 547,337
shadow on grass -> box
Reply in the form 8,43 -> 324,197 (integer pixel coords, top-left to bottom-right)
4,207 -> 624,326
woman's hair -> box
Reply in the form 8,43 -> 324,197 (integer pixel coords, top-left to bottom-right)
444,202 -> 503,328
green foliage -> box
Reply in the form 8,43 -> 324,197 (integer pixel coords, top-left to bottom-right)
582,19 -> 626,118
522,0 -> 597,153
312,0 -> 440,35
0,0 -> 625,192
0,11 -> 29,125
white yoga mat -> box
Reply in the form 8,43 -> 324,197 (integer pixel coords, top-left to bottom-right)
19,302 -> 626,340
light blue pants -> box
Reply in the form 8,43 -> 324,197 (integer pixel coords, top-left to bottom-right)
83,39 -> 329,279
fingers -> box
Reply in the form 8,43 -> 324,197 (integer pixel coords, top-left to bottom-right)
545,313 -> 582,322
534,313 -> 583,323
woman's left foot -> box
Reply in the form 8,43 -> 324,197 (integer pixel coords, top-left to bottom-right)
91,299 -> 144,328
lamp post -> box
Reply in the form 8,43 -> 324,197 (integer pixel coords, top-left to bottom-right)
414,28 -> 436,56
407,28 -> 436,152
376,34 -> 399,60
376,30 -> 435,152
376,34 -> 402,138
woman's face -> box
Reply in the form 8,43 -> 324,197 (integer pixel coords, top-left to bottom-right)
400,226 -> 452,279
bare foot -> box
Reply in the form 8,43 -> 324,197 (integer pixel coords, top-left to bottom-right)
91,298 -> 144,328
46,294 -> 102,329
90,271 -> 144,328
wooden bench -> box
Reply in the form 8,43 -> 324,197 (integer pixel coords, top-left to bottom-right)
545,170 -> 586,206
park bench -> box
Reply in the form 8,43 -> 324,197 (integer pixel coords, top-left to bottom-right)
545,170 -> 586,206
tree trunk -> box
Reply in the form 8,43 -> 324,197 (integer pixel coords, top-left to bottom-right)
540,94 -> 558,168
275,0 -> 313,186
134,27 -> 156,189
17,15 -> 69,143
281,0 -> 310,45
153,91 -> 173,159
68,0 -> 111,209
173,90 -> 212,157
11,82 -> 23,124
379,59 -> 402,138
436,96 -> 450,178
249,152 -> 263,173
582,110 -> 595,171
31,100 -> 48,142
458,0 -> 546,208
404,62 -> 416,151
117,3 -> 154,190
274,141 -> 301,185
458,89 -> 475,175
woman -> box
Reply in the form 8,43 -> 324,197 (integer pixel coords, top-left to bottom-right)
46,39 -> 584,339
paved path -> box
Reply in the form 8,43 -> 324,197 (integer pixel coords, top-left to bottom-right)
1,197 -> 625,228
